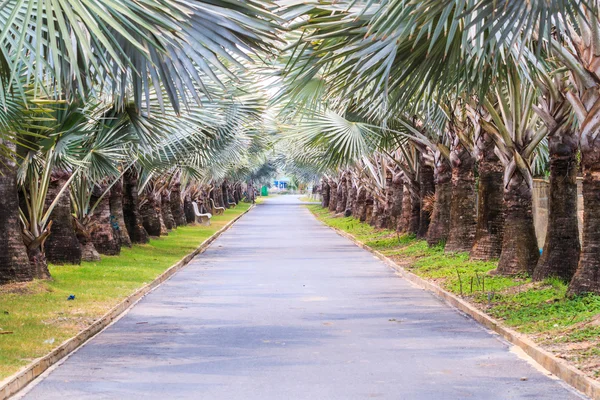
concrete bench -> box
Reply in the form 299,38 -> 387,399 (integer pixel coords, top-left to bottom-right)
210,198 -> 225,216
192,202 -> 212,226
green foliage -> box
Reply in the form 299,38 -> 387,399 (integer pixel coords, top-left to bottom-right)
0,204 -> 249,380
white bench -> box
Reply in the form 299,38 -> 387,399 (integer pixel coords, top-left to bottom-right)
192,202 -> 212,226
210,198 -> 225,216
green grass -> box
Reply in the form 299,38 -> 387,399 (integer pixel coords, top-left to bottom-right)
0,203 -> 250,380
308,204 -> 600,378
298,196 -> 316,202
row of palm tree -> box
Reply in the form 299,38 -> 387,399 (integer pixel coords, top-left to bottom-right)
6,0 -> 600,299
0,0 -> 281,284
273,0 -> 600,296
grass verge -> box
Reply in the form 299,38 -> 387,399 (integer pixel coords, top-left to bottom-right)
307,204 -> 600,380
298,196 -> 318,202
0,203 -> 250,380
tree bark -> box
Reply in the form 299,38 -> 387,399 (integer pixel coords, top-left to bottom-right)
123,170 -> 150,244
221,181 -> 230,208
355,188 -> 368,221
89,184 -> 121,255
427,158 -> 452,246
109,178 -> 132,248
321,179 -> 330,208
336,174 -> 347,214
389,173 -> 403,230
382,171 -> 394,229
365,193 -> 374,225
44,172 -> 82,264
418,162 -> 435,238
161,191 -> 176,230
328,179 -> 338,212
345,182 -> 356,217
247,182 -> 256,204
73,218 -> 101,263
232,184 -> 240,203
568,149 -> 600,295
80,240 -> 101,262
408,184 -> 421,235
373,197 -> 388,228
141,193 -> 163,237
445,145 -> 476,253
184,194 -> 196,224
170,181 -> 186,227
534,131 -> 580,282
398,183 -> 412,232
494,174 -> 539,275
0,146 -> 33,284
471,133 -> 505,260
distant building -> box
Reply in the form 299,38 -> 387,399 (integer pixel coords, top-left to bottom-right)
273,177 -> 291,190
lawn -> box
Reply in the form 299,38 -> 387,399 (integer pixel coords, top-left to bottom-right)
298,195 -> 318,202
0,203 -> 251,381
307,204 -> 600,380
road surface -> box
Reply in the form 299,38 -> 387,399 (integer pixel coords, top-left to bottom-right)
19,195 -> 585,399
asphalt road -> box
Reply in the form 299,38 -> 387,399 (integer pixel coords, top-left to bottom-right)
19,195 -> 585,399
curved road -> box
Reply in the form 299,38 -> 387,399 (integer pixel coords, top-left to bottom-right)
19,195 -> 585,399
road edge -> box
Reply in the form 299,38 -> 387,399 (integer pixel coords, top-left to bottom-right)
309,209 -> 600,400
0,204 -> 255,400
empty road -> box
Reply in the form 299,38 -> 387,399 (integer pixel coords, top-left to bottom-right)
19,195 -> 585,399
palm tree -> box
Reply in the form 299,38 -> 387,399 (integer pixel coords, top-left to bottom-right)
276,0 -> 596,279
480,67 -> 545,275
531,70 -> 580,282
0,0 -> 280,283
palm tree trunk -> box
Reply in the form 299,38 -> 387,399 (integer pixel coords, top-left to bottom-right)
161,191 -> 176,230
445,146 -> 476,252
123,170 -> 150,244
355,188 -> 368,221
370,199 -> 379,226
90,184 -> 121,255
495,173 -> 539,275
18,203 -> 51,279
184,194 -> 196,224
388,174 -> 403,230
232,184 -> 240,203
236,184 -> 243,203
568,139 -> 600,295
345,183 -> 356,217
141,193 -> 163,237
408,183 -> 421,235
44,171 -> 82,264
321,180 -> 330,208
534,132 -> 580,282
383,171 -> 395,229
158,198 -> 168,236
328,179 -> 338,212
109,178 -> 132,248
418,162 -> 435,238
0,147 -> 33,283
170,181 -> 186,226
216,185 -> 225,208
471,134 -> 504,260
221,181 -> 229,208
399,183 -> 412,232
247,182 -> 255,204
365,193 -> 374,225
336,174 -> 347,214
73,216 -> 101,263
374,198 -> 388,228
427,159 -> 452,246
